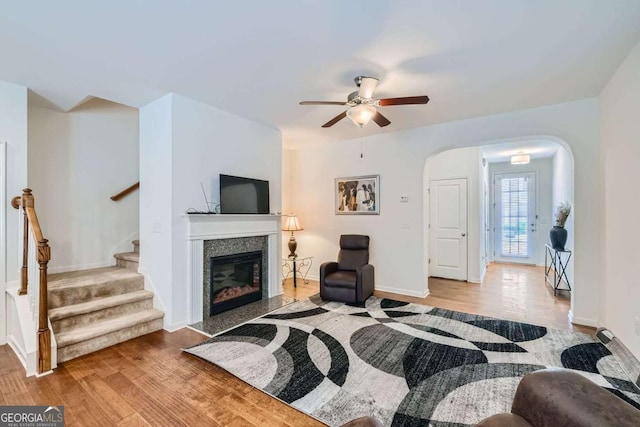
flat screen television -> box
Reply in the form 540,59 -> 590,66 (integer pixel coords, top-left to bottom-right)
220,174 -> 270,214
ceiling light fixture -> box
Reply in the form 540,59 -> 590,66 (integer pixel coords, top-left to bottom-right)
347,104 -> 376,127
511,153 -> 530,165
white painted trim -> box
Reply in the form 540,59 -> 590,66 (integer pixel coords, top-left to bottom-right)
569,310 -> 598,328
110,231 -> 140,258
468,277 -> 482,284
0,141 -> 6,345
164,321 -> 189,332
188,240 -> 204,324
6,287 -> 37,376
137,267 -> 169,328
183,214 -> 282,325
479,264 -> 488,283
376,285 -> 429,299
6,334 -> 26,369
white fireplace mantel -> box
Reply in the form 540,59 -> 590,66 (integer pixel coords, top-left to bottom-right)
183,214 -> 282,324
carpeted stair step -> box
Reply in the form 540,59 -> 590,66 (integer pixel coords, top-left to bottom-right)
114,251 -> 139,270
56,308 -> 164,363
132,239 -> 139,254
48,267 -> 144,309
49,290 -> 154,334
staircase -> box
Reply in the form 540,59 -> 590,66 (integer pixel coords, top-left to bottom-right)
48,240 -> 163,363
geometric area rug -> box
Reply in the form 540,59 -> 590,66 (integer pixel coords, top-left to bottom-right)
185,296 -> 640,427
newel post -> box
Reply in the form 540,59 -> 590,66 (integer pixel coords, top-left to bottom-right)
14,188 -> 34,296
37,238 -> 51,373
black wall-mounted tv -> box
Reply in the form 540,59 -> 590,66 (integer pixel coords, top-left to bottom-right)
220,174 -> 270,214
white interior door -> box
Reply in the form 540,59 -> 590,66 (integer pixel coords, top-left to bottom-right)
430,178 -> 468,281
493,172 -> 537,264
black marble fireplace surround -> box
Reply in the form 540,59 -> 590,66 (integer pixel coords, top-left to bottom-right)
209,250 -> 262,315
203,236 -> 268,319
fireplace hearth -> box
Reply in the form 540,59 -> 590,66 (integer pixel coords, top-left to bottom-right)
209,250 -> 262,315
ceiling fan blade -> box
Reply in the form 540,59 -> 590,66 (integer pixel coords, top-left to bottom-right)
358,77 -> 379,99
372,111 -> 391,127
300,101 -> 347,105
321,111 -> 347,128
378,96 -> 430,106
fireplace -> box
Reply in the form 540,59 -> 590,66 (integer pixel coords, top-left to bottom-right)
209,250 -> 262,315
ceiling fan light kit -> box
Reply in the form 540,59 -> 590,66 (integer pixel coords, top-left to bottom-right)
300,75 -> 429,128
347,104 -> 377,127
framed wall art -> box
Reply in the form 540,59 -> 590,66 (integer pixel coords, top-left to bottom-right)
335,175 -> 379,215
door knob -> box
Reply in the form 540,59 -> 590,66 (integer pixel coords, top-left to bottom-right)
461,233 -> 466,237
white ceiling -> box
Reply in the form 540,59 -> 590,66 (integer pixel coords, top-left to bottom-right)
2,1 -> 640,146
481,140 -> 560,163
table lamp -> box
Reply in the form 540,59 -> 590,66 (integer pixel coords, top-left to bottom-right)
283,214 -> 303,258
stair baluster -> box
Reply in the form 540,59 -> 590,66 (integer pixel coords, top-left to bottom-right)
12,188 -> 52,374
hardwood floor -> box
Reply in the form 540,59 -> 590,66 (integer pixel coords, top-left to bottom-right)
383,262 -> 594,335
0,263 -> 592,426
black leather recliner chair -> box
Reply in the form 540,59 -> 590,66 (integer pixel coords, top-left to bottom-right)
320,235 -> 374,304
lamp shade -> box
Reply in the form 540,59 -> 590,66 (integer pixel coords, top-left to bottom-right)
511,154 -> 530,165
346,104 -> 376,127
282,214 -> 303,231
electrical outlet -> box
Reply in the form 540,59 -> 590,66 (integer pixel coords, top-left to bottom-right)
635,317 -> 640,336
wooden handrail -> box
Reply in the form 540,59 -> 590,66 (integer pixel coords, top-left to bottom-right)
110,182 -> 139,201
12,188 -> 51,374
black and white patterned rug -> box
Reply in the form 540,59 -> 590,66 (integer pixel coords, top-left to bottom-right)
185,296 -> 640,427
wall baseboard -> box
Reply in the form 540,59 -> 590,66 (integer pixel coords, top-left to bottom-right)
6,334 -> 27,370
375,285 -> 429,299
165,321 -> 188,333
568,311 -> 598,328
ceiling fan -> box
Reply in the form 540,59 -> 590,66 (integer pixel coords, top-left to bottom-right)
300,76 -> 429,128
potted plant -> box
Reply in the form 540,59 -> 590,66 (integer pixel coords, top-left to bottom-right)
550,202 -> 571,251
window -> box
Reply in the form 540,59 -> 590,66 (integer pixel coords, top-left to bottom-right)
500,177 -> 529,257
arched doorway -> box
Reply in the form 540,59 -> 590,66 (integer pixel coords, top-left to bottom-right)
423,137 -> 575,318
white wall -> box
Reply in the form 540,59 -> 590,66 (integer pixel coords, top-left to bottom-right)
140,94 -> 283,330
489,157 -> 554,266
552,147 -> 574,285
480,157 -> 490,278
288,99 -> 601,325
28,99 -> 140,272
281,148 -> 294,257
0,81 -> 28,344
139,94 -> 174,326
599,39 -> 640,358
425,147 -> 483,282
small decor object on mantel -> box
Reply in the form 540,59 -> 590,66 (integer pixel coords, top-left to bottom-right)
549,202 -> 571,251
335,175 -> 379,215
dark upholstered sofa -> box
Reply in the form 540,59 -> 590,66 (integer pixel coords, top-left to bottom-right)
476,368 -> 640,427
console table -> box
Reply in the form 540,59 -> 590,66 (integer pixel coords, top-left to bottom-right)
544,244 -> 572,296
282,256 -> 313,288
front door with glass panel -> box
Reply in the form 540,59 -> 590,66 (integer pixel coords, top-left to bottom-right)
493,172 -> 536,264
